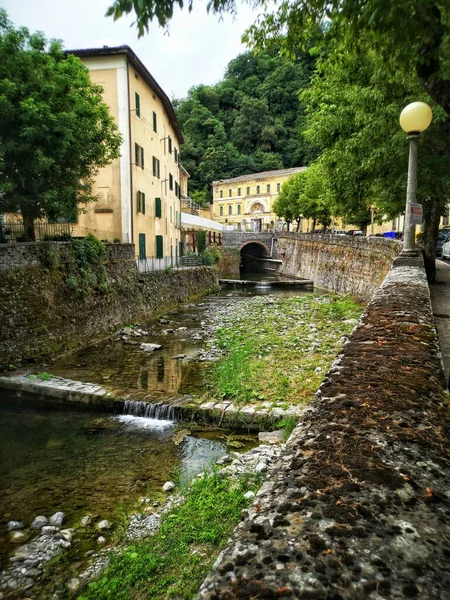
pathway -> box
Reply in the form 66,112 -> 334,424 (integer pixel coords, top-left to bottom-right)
430,259 -> 450,387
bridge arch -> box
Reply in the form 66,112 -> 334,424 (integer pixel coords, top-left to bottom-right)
239,240 -> 271,273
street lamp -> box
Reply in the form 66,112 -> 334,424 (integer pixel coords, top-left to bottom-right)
399,101 -> 432,254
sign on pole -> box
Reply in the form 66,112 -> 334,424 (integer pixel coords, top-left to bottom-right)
409,203 -> 423,225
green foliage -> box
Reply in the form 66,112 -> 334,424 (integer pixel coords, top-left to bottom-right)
196,230 -> 207,254
201,246 -> 220,266
275,416 -> 299,440
37,371 -> 52,381
0,11 -> 122,241
173,45 -> 316,200
78,470 -> 261,600
65,234 -> 107,297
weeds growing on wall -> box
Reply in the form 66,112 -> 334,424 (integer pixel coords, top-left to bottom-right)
205,295 -> 362,407
77,470 -> 261,600
65,234 -> 107,296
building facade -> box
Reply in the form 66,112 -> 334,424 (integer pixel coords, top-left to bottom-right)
212,167 -> 307,232
69,46 -> 183,267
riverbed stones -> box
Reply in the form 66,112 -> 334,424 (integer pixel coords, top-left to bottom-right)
97,520 -> 110,531
31,516 -> 48,530
7,521 -> 24,531
57,529 -> 73,542
49,512 -> 65,527
41,526 -> 57,535
172,354 -> 186,360
97,536 -> 106,545
66,578 -> 80,593
80,515 -> 91,526
10,531 -> 27,543
216,454 -> 232,465
258,430 -> 284,444
163,481 -> 176,492
140,343 -> 162,352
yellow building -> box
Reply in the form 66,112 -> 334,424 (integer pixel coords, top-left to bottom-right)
212,167 -> 307,232
69,46 -> 183,267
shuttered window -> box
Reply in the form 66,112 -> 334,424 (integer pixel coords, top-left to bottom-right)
153,111 -> 157,132
169,173 -> 173,191
135,92 -> 140,117
238,188 -> 241,196
137,191 -> 146,214
267,184 -> 270,193
135,144 -> 144,169
139,233 -> 146,260
256,185 -> 260,194
246,186 -> 250,195
237,205 -> 241,215
155,197 -> 162,218
168,136 -> 172,153
156,235 -> 163,259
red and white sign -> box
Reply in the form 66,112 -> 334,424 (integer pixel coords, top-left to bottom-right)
409,203 -> 423,225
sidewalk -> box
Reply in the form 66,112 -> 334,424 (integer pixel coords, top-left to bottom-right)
430,259 -> 450,388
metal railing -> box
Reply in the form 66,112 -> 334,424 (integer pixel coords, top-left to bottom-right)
135,254 -> 210,273
0,221 -> 73,243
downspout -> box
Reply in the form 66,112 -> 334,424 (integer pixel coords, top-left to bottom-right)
126,60 -> 134,244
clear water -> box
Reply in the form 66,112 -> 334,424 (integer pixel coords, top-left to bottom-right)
0,399 -> 232,570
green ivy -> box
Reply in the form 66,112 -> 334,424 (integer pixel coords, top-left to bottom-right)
65,234 -> 107,297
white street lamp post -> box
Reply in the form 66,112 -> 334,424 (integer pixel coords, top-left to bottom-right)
399,102 -> 432,255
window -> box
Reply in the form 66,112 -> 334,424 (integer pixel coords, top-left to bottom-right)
220,206 -> 223,216
256,185 -> 260,194
168,136 -> 172,153
135,92 -> 140,117
156,235 -> 163,259
267,184 -> 270,193
277,183 -> 281,192
135,143 -> 144,169
174,148 -> 178,163
137,191 -> 146,214
155,197 -> 162,218
153,111 -> 157,132
170,206 -> 173,222
220,190 -> 223,198
246,187 -> 250,195
152,156 -> 160,178
238,188 -> 241,196
228,205 -> 232,215
237,205 -> 241,215
139,233 -> 146,260
169,173 -> 174,191
228,189 -> 232,198
175,182 -> 179,197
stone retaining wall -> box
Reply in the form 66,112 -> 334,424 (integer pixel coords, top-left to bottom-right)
0,243 -> 218,370
197,254 -> 449,599
275,233 -> 400,302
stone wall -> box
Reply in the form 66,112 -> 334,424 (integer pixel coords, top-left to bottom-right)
197,254 -> 449,599
275,233 -> 400,302
0,243 -> 218,370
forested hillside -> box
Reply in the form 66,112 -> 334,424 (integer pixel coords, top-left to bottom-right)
173,45 -> 316,204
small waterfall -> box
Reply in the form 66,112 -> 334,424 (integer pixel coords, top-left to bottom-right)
255,282 -> 271,288
123,400 -> 175,421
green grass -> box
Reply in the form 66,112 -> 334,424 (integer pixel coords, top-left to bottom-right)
206,294 -> 362,407
77,471 -> 261,600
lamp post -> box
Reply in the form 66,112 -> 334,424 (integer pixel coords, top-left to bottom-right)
399,101 -> 432,255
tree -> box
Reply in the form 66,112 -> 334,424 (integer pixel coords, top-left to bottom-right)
0,11 -> 122,240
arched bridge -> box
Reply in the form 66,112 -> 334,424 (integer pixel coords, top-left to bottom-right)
222,231 -> 277,273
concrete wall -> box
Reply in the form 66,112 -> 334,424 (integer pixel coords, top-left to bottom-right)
197,254 -> 449,599
0,243 -> 218,370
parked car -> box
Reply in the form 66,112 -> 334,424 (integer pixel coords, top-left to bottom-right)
437,230 -> 450,258
441,233 -> 450,260
346,229 -> 364,236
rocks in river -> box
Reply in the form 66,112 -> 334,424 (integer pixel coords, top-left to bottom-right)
7,521 -> 24,531
97,520 -> 110,531
172,354 -> 186,360
14,545 -> 36,560
49,512 -> 65,527
255,462 -> 268,473
258,430 -> 285,445
59,540 -> 71,549
162,328 -> 175,335
57,530 -> 73,543
80,515 -> 92,526
67,578 -> 81,593
31,516 -> 48,530
163,481 -> 176,492
159,318 -> 170,324
41,526 -> 57,535
140,343 -> 162,352
97,536 -> 107,545
10,531 -> 27,543
244,491 -> 256,501
216,455 -> 232,465
191,333 -> 203,341
117,326 -> 149,338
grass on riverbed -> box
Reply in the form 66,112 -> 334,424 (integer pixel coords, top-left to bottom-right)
77,471 -> 261,600
206,295 -> 362,407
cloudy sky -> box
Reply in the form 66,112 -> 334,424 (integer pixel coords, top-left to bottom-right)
3,0 -> 259,99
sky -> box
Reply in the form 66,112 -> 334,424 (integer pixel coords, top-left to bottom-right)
2,0 -> 259,99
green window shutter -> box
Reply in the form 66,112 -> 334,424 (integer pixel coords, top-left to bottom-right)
142,192 -> 146,215
155,197 -> 162,218
136,191 -> 141,213
152,156 -> 156,176
135,92 -> 140,117
169,174 -> 173,190
156,235 -> 163,259
153,111 -> 157,132
139,233 -> 146,260
179,241 -> 184,257
141,148 -> 144,170
168,136 -> 172,153
157,159 -> 160,179
135,143 -> 139,166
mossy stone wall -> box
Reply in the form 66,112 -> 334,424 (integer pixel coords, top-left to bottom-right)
0,243 -> 218,370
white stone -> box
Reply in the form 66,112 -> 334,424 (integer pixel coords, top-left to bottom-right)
97,520 -> 110,531
67,578 -> 80,592
7,521 -> 24,531
163,481 -> 176,492
97,536 -> 106,545
244,491 -> 256,501
31,516 -> 48,530
172,354 -> 186,360
49,512 -> 65,527
80,515 -> 91,526
10,531 -> 26,543
58,530 -> 73,542
140,343 -> 162,352
59,540 -> 71,549
41,526 -> 57,534
255,462 -> 268,473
